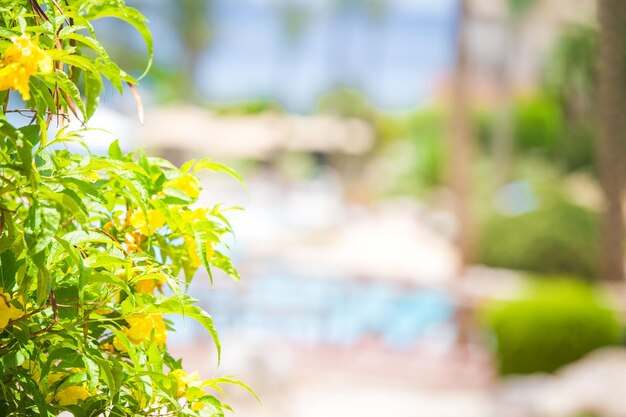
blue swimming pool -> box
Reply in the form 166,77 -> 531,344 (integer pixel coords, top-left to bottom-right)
171,271 -> 457,350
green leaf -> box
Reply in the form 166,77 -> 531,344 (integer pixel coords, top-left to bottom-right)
158,296 -> 221,363
57,370 -> 88,392
21,377 -> 49,415
88,272 -> 132,298
55,286 -> 80,320
205,376 -> 261,405
211,251 -> 240,281
194,158 -> 245,185
0,121 -> 32,179
93,356 -> 123,398
161,187 -> 194,205
62,230 -> 124,252
59,32 -> 110,62
42,69 -> 86,119
90,5 -> 153,79
84,356 -> 100,391
108,140 -> 123,160
47,49 -> 99,74
83,70 -> 103,120
0,251 -> 17,291
24,202 -> 60,256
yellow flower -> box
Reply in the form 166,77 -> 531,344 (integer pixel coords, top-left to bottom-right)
205,240 -> 214,260
99,342 -> 114,352
21,360 -> 41,384
48,372 -> 67,385
124,231 -> 143,253
171,369 -> 187,397
112,336 -> 126,352
131,388 -> 150,409
130,209 -> 165,236
165,175 -> 200,199
191,402 -> 205,411
114,313 -> 167,350
135,279 -> 156,294
183,236 -> 214,268
0,35 -> 53,100
170,369 -> 200,398
0,289 -> 24,331
55,385 -> 91,406
180,208 -> 207,223
184,235 -> 202,268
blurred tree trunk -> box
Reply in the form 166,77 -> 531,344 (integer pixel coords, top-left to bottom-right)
597,0 -> 626,282
492,23 -> 515,186
493,0 -> 539,186
450,0 -> 475,269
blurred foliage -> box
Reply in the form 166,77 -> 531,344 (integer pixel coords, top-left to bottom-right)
377,90 -> 594,199
544,24 -> 598,172
477,93 -> 594,172
212,100 -> 284,116
507,0 -> 539,17
513,96 -> 563,154
174,0 -> 213,52
477,200 -> 599,279
375,108 -> 447,196
545,24 -> 597,105
317,87 -> 376,120
277,0 -> 311,42
482,279 -> 623,375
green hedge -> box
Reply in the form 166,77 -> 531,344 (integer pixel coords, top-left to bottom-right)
477,202 -> 599,279
477,94 -> 595,171
482,280 -> 623,375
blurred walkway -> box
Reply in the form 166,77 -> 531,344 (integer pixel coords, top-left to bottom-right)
171,336 -> 493,417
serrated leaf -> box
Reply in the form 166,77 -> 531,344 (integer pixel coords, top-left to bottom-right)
89,5 -> 153,79
158,296 -> 221,363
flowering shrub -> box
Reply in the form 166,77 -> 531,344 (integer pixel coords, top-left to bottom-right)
0,1 -> 253,415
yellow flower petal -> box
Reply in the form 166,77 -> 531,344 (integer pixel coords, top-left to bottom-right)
191,402 -> 205,411
135,279 -> 156,294
171,369 -> 188,397
170,369 -> 200,398
130,209 -> 165,236
180,207 -> 208,223
0,35 -> 53,101
48,372 -> 67,385
55,385 -> 91,406
184,235 -> 202,268
165,175 -> 200,199
123,313 -> 167,347
0,289 -> 24,331
112,335 -> 127,352
205,240 -> 214,260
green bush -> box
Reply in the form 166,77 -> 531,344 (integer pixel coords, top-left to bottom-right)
477,94 -> 595,171
477,201 -> 599,279
514,95 -> 595,171
482,280 -> 623,375
514,96 -> 564,154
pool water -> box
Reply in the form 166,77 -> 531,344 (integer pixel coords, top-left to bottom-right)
171,273 -> 456,350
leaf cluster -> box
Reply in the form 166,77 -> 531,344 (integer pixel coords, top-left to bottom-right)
0,1 -> 251,416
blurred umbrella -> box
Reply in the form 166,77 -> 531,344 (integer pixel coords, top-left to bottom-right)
139,106 -> 375,158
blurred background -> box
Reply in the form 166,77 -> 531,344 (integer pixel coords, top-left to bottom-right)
91,1 -> 626,416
